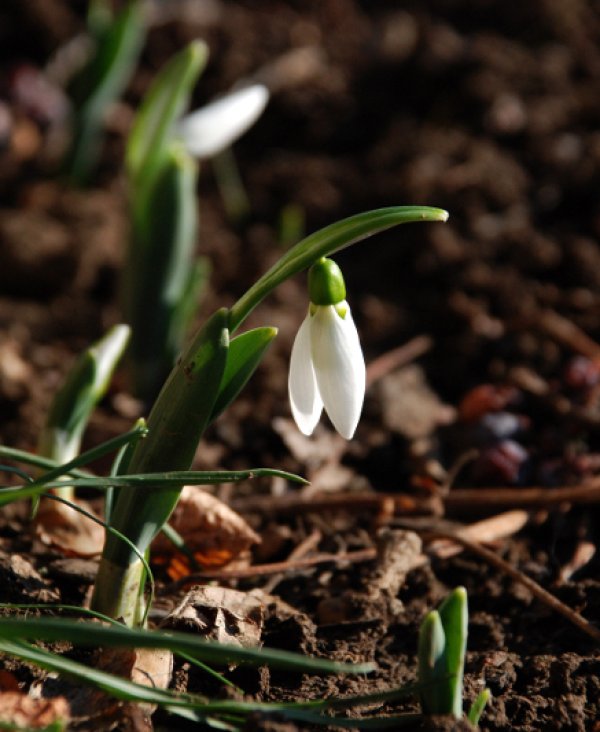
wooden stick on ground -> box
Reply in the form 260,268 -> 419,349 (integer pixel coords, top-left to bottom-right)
165,548 -> 378,591
422,528 -> 600,644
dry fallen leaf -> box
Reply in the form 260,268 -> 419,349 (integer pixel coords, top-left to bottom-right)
152,487 -> 260,573
163,586 -> 264,648
34,497 -> 105,557
377,365 -> 456,439
0,691 -> 69,729
63,644 -> 172,731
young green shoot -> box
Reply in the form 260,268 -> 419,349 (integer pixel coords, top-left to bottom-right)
63,0 -> 145,185
124,42 -> 270,402
37,324 -> 129,502
418,587 -> 490,724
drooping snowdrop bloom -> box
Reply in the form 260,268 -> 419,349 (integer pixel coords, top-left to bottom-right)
288,258 -> 366,439
176,84 -> 269,159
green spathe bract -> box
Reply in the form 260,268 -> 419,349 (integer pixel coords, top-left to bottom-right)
308,257 -> 346,306
92,205 -> 448,626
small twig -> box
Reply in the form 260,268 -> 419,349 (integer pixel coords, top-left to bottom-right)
165,548 -> 377,591
445,478 -> 600,510
537,309 -> 600,359
428,510 -> 529,559
262,529 -> 322,594
509,366 -> 600,426
232,491 -> 442,517
366,335 -> 433,387
422,528 -> 600,643
235,479 -> 600,518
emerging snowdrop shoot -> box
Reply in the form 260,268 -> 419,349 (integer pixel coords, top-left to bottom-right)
289,257 -> 365,439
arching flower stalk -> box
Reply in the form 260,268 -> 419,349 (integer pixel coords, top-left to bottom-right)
288,257 -> 365,439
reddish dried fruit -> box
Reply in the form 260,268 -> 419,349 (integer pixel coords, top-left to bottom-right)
458,384 -> 520,421
563,355 -> 600,391
477,411 -> 529,442
8,64 -> 68,127
471,439 -> 529,484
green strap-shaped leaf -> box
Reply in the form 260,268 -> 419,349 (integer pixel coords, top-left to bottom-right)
101,308 -> 230,567
418,609 -> 447,715
125,143 -> 199,401
126,40 -> 207,200
438,586 -> 468,718
210,326 -> 278,421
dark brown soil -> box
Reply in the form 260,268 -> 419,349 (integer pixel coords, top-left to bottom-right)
1,1 -> 600,730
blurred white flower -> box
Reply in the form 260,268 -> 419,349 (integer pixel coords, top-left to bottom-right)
288,301 -> 365,439
176,84 -> 269,159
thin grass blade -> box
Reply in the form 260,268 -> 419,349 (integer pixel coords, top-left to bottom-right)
0,618 -> 374,675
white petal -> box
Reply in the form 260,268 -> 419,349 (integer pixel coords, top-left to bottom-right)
310,303 -> 365,439
176,84 -> 269,159
288,313 -> 323,435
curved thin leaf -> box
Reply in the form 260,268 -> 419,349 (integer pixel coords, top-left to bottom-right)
0,619 -> 374,675
210,327 -> 278,420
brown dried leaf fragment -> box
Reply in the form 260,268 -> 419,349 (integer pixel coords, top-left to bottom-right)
67,645 -> 173,730
152,486 -> 260,570
0,692 -> 69,729
163,586 -> 264,648
34,497 -> 105,557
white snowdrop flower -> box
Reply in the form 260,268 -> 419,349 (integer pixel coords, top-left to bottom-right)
288,258 -> 366,439
176,84 -> 269,159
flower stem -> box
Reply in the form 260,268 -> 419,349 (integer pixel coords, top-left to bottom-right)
228,206 -> 448,333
